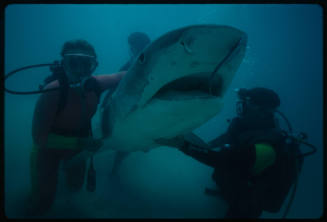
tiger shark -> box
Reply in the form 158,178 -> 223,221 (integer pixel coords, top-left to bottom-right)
98,25 -> 247,153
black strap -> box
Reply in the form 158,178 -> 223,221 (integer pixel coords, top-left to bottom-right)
55,67 -> 69,116
56,81 -> 69,116
56,76 -> 101,116
83,77 -> 102,100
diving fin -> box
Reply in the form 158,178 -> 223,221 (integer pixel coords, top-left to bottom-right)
86,155 -> 96,192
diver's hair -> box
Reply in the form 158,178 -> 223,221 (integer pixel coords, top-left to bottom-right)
128,32 -> 150,52
239,87 -> 280,110
61,39 -> 97,58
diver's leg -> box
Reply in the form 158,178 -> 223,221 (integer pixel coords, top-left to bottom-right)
63,152 -> 87,192
27,148 -> 61,216
110,151 -> 129,177
225,191 -> 262,218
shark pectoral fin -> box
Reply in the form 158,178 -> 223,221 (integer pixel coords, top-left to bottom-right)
92,124 -> 102,139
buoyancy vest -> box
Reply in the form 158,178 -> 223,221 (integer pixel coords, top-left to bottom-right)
51,77 -> 101,138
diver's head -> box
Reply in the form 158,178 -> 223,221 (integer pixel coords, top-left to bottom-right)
235,87 -> 280,118
61,40 -> 98,84
128,32 -> 150,58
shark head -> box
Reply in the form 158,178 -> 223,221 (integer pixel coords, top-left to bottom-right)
100,25 -> 247,152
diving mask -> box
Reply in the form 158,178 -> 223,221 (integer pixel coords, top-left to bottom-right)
62,53 -> 98,83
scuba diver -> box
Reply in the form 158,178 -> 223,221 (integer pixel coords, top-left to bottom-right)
155,87 -> 316,218
100,32 -> 151,179
5,39 -> 127,216
120,32 -> 151,71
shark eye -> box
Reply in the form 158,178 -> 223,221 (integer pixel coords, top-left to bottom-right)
180,41 -> 192,54
138,53 -> 145,64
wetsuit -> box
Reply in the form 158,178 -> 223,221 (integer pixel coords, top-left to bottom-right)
180,115 -> 298,218
30,73 -> 125,215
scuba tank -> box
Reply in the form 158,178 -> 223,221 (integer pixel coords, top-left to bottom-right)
86,155 -> 96,192
275,110 -> 317,159
274,110 -> 317,218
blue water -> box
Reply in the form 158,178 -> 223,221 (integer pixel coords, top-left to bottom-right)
4,4 -> 323,219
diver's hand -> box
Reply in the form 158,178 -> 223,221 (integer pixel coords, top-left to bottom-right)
155,135 -> 186,149
78,137 -> 103,152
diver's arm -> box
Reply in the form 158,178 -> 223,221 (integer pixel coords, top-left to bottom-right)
181,141 -> 255,170
208,132 -> 231,147
155,135 -> 246,168
155,135 -> 218,166
179,141 -> 239,168
119,60 -> 132,72
179,142 -> 219,167
95,72 -> 127,92
208,117 -> 241,147
32,90 -> 60,149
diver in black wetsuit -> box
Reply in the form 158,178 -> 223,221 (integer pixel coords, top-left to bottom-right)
156,87 -> 305,218
101,32 -> 151,179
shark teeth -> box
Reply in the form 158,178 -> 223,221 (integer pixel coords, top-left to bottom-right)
154,89 -> 216,101
148,72 -> 223,102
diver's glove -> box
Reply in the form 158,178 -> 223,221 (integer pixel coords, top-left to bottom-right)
77,137 -> 103,153
155,135 -> 187,149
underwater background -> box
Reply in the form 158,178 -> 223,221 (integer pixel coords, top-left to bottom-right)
4,4 -> 323,219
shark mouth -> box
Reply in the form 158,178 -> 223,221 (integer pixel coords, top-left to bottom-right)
149,35 -> 245,102
150,72 -> 223,101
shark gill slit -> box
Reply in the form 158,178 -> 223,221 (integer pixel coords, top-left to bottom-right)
208,37 -> 243,95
